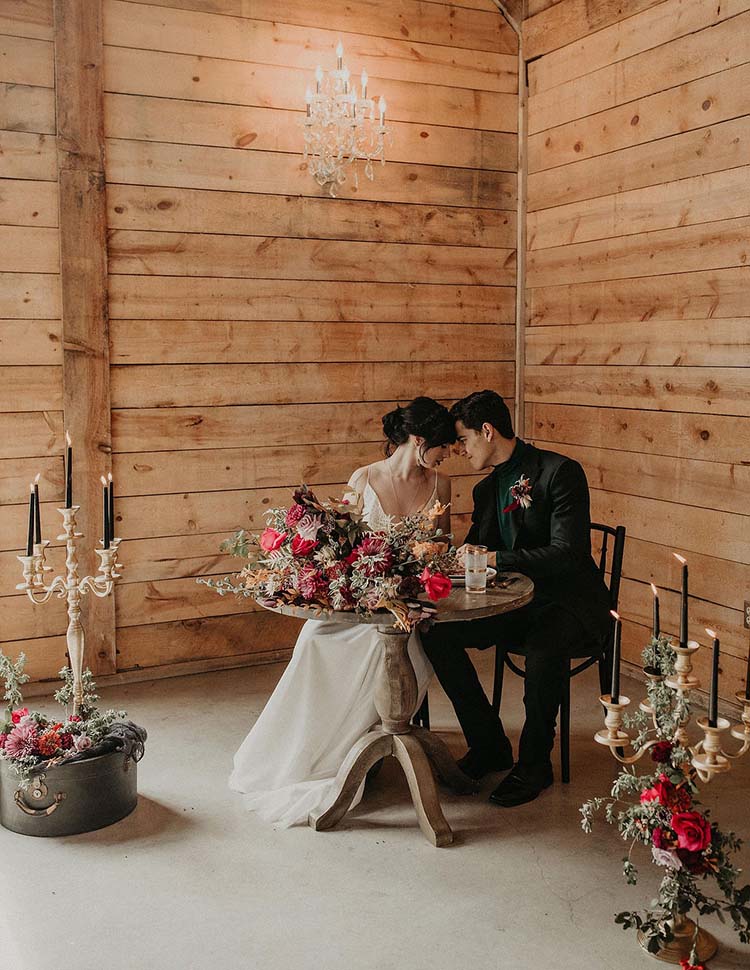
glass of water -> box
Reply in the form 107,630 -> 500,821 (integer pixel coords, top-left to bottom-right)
464,544 -> 488,594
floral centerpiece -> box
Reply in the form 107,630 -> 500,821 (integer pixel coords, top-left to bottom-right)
0,651 -> 145,786
202,484 -> 456,631
581,634 -> 750,963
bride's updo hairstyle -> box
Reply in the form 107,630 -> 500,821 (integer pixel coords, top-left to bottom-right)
382,397 -> 457,457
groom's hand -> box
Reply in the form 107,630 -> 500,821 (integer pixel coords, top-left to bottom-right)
455,545 -> 497,568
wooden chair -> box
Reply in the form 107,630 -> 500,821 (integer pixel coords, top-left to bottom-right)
413,523 -> 626,784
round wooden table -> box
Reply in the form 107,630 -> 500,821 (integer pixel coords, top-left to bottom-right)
262,572 -> 534,847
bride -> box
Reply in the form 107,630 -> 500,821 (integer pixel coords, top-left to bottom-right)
230,397 -> 456,827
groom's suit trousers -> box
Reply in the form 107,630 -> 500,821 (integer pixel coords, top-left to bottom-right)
422,600 -> 587,772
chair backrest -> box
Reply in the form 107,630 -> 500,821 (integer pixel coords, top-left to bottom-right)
590,522 -> 626,613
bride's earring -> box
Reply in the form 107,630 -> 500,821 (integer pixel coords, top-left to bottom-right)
416,443 -> 428,468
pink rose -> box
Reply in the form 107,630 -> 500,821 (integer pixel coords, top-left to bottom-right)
73,734 -> 92,752
670,811 -> 712,853
295,513 -> 324,542
291,535 -> 318,557
259,528 -> 287,553
420,568 -> 452,602
11,707 -> 29,725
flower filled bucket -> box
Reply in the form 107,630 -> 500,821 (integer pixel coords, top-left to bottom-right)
0,748 -> 138,837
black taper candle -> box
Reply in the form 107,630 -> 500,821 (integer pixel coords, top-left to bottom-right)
108,472 -> 115,542
674,554 -> 688,649
610,610 -> 621,704
101,476 -> 110,548
706,629 -> 720,727
650,583 -> 660,638
64,431 -> 72,508
33,474 -> 41,544
26,484 -> 35,556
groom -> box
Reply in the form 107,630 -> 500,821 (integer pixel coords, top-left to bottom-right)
421,390 -> 611,806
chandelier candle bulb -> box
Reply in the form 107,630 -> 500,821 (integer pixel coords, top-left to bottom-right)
674,553 -> 688,649
650,582 -> 660,638
64,430 -> 72,508
26,483 -> 34,556
33,472 -> 41,544
336,40 -> 343,68
610,610 -> 622,704
361,69 -> 367,98
315,65 -> 322,92
379,97 -> 386,125
706,628 -> 720,728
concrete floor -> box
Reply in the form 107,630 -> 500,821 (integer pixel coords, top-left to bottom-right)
1,654 -> 749,970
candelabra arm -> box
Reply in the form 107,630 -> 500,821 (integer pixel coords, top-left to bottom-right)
24,576 -> 68,605
610,738 -> 664,766
80,575 -> 114,599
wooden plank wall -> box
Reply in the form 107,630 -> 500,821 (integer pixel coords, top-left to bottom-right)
0,1 -> 70,680
97,0 -> 518,677
522,0 -> 750,705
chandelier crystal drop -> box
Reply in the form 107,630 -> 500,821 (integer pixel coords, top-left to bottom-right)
303,41 -> 390,197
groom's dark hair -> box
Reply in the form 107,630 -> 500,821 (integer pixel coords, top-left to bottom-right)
450,390 -> 514,440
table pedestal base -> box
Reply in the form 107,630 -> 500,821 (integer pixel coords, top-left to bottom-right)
308,726 -> 478,847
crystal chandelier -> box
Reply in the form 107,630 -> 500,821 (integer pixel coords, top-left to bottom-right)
303,42 -> 390,197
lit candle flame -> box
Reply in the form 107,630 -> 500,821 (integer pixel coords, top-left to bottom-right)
108,472 -> 113,482
673,553 -> 687,565
65,430 -> 72,446
705,628 -> 717,639
29,482 -> 34,493
610,610 -> 620,621
100,475 -> 107,485
34,472 -> 40,484
650,582 -> 658,596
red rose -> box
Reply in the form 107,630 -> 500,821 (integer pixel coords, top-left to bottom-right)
11,707 -> 29,725
670,811 -> 712,853
259,528 -> 287,552
285,504 -> 305,527
291,535 -> 318,557
640,774 -> 691,811
420,568 -> 452,602
680,960 -> 706,970
651,741 -> 673,764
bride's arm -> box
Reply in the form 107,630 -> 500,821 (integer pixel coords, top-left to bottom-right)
436,473 -> 451,537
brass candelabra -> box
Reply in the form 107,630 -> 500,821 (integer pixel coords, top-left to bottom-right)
595,639 -> 750,782
16,505 -> 121,715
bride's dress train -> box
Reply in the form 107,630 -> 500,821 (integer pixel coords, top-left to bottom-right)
229,480 -> 435,828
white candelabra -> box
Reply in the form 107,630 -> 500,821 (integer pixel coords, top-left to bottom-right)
596,639 -> 750,783
303,41 -> 390,196
16,505 -> 121,715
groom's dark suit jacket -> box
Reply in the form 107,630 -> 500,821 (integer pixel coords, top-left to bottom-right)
464,440 -> 611,645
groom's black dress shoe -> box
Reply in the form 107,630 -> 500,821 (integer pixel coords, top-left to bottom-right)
457,742 -> 514,781
488,764 -> 553,807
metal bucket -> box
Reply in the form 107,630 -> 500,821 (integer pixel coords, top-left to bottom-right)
0,750 -> 138,837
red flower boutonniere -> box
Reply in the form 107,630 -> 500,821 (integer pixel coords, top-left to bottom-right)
502,475 -> 533,514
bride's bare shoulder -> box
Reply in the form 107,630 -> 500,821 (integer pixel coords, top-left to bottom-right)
436,471 -> 452,501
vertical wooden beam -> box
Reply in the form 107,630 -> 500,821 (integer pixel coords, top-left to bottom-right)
54,0 -> 115,675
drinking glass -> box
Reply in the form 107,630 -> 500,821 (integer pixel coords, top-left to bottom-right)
464,544 -> 488,594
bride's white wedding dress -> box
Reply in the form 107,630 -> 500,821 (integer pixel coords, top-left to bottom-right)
229,476 -> 436,828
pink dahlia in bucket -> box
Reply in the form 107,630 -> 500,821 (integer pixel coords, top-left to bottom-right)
4,722 -> 38,758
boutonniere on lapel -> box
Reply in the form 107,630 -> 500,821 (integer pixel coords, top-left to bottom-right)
502,475 -> 533,514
